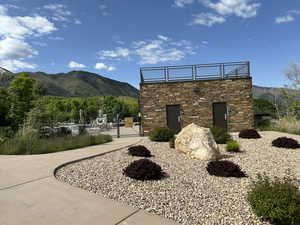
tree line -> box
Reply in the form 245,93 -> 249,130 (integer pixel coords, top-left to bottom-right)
0,73 -> 138,137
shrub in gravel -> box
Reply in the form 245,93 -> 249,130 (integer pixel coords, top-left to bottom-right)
149,127 -> 174,142
128,145 -> 151,157
226,140 -> 240,152
238,129 -> 261,139
123,159 -> 162,180
247,173 -> 300,225
169,137 -> 175,148
210,127 -> 232,144
206,160 -> 247,178
272,137 -> 299,149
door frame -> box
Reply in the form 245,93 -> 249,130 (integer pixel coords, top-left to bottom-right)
212,102 -> 228,131
166,104 -> 182,134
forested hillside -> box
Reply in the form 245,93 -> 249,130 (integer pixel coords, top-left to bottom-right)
0,68 -> 138,98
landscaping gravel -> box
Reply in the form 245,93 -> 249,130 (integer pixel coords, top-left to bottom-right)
55,131 -> 300,225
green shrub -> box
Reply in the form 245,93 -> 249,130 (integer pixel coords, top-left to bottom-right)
149,127 -> 174,142
247,173 -> 300,225
169,137 -> 175,148
226,140 -> 240,152
0,134 -> 112,155
210,127 -> 231,144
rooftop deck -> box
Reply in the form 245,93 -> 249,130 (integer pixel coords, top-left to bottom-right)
140,61 -> 250,84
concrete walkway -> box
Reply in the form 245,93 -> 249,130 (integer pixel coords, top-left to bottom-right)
0,137 -> 178,225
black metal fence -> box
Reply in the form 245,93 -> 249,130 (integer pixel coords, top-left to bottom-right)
140,61 -> 250,83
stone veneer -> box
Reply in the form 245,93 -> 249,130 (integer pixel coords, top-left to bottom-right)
140,78 -> 254,134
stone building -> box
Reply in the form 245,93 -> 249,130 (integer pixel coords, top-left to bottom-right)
139,61 -> 254,135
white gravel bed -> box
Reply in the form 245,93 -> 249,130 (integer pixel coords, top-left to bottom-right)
55,131 -> 300,225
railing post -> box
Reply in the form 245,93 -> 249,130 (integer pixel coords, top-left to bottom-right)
138,112 -> 143,136
116,113 -> 120,138
247,61 -> 250,77
140,69 -> 144,83
165,67 -> 169,82
192,65 -> 196,80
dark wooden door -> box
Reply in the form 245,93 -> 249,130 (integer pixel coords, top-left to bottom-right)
166,104 -> 181,134
213,102 -> 227,130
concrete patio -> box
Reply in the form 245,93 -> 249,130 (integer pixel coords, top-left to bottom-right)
0,136 -> 178,225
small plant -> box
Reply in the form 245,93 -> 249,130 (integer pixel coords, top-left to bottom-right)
123,159 -> 163,180
272,137 -> 299,149
210,127 -> 232,144
226,140 -> 240,152
128,145 -> 151,157
247,173 -> 300,225
169,137 -> 175,148
206,160 -> 247,178
238,129 -> 261,139
149,127 -> 174,142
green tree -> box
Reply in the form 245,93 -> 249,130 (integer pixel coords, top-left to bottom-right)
253,98 -> 276,117
283,63 -> 300,119
0,88 -> 11,126
102,96 -> 130,121
8,73 -> 38,127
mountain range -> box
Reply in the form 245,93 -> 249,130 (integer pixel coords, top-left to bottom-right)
0,67 -> 286,99
0,68 -> 139,98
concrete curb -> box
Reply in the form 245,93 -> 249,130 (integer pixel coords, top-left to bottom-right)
53,138 -> 143,178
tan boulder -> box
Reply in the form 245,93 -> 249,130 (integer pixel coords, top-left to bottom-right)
175,123 -> 221,160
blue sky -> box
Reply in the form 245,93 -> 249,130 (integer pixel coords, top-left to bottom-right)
0,0 -> 299,88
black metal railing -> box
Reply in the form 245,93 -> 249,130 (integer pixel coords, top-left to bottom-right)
140,61 -> 250,83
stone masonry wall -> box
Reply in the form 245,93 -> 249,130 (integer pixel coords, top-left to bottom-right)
140,78 -> 254,134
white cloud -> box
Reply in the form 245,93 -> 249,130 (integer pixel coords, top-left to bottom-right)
49,36 -> 64,41
136,46 -> 184,64
158,35 -> 169,41
0,38 -> 38,60
99,36 -> 195,65
99,4 -> 109,16
99,47 -> 130,60
33,41 -> 47,47
0,59 -> 37,71
202,0 -> 261,18
275,15 -> 294,24
275,10 -> 300,24
94,63 -> 116,71
44,4 -> 71,22
0,5 -> 56,71
288,10 -> 300,15
173,0 -> 194,8
182,0 -> 261,26
74,19 -> 82,24
0,7 -> 56,39
68,61 -> 86,69
99,4 -> 108,10
133,36 -> 195,64
0,5 -> 7,14
190,13 -> 226,26
4,4 -> 19,9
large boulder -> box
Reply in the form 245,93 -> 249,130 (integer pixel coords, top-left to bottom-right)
175,123 -> 221,160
